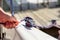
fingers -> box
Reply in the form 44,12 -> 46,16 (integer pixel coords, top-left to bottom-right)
0,9 -> 19,29
3,21 -> 19,29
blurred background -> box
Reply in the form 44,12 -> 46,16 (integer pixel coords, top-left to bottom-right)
0,0 -> 60,40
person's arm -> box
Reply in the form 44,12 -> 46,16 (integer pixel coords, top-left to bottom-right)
0,7 -> 19,29
39,24 -> 53,29
54,25 -> 60,29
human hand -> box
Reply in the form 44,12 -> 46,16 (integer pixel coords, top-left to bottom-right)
0,9 -> 19,29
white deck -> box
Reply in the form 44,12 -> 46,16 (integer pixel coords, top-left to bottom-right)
15,22 -> 57,40
3,8 -> 60,40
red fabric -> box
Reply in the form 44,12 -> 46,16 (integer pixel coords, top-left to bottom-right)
0,10 -> 19,29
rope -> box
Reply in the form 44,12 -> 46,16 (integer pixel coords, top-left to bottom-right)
10,0 -> 14,16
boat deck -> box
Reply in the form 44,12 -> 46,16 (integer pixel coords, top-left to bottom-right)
3,8 -> 60,40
